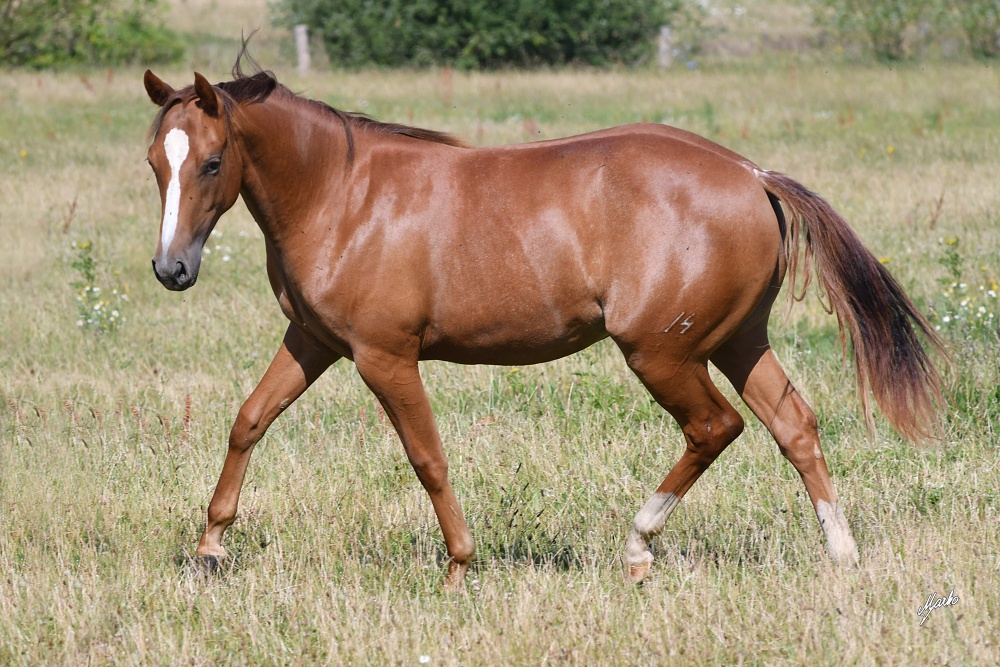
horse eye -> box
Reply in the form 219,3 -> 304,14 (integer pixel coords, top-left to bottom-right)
205,158 -> 222,176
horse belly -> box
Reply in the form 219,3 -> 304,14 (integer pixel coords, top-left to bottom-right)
421,286 -> 607,365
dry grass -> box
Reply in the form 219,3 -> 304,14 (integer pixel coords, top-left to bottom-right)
1,3 -> 999,664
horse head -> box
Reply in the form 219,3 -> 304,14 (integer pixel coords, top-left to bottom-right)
144,71 -> 243,290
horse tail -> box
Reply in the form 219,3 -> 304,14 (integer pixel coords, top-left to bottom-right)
755,168 -> 945,442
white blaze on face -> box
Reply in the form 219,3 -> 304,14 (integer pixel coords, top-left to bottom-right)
160,128 -> 190,258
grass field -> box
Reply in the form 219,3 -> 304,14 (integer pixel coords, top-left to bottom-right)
2,3 -> 999,664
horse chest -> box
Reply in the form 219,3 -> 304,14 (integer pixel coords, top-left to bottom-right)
268,255 -> 325,331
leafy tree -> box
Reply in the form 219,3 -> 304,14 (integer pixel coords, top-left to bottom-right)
810,0 -> 935,60
0,0 -> 184,67
949,0 -> 1000,58
274,0 -> 690,68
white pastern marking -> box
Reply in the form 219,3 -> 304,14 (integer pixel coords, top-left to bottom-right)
624,491 -> 680,568
815,499 -> 859,566
633,491 -> 680,536
160,128 -> 190,257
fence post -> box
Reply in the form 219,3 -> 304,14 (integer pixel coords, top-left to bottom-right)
295,24 -> 311,74
658,26 -> 672,69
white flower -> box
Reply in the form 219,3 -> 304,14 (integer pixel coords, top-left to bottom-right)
419,656 -> 431,664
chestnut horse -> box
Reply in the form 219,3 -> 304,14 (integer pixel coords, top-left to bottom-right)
143,60 -> 941,588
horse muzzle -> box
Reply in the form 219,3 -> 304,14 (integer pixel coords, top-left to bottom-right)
152,255 -> 200,291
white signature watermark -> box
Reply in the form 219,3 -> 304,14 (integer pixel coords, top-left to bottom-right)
917,589 -> 960,626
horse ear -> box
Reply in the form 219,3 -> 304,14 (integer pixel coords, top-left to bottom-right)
193,72 -> 221,118
144,70 -> 174,107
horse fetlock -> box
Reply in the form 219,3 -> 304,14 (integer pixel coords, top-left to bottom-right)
449,537 -> 476,566
196,535 -> 227,558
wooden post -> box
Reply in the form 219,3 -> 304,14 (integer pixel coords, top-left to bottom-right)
295,24 -> 310,74
658,26 -> 672,69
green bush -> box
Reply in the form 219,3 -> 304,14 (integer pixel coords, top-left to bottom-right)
273,0 -> 686,68
950,0 -> 1000,58
809,0 -> 937,60
0,0 -> 184,68
810,0 -> 1000,60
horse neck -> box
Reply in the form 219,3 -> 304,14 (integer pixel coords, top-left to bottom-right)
235,97 -> 350,249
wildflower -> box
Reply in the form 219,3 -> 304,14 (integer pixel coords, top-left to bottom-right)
419,656 -> 431,664
886,146 -> 894,154
19,149 -> 27,158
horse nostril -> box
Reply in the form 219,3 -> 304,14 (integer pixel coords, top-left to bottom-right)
175,260 -> 188,281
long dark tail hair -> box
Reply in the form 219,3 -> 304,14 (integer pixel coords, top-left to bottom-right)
757,169 -> 944,441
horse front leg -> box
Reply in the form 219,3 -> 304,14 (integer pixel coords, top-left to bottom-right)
353,348 -> 475,590
196,324 -> 338,565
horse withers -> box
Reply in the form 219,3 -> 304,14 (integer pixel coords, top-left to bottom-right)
143,58 -> 942,588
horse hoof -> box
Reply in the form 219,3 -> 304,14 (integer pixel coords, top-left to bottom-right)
627,561 -> 651,584
193,554 -> 224,574
828,541 -> 860,567
442,560 -> 470,592
442,576 -> 466,593
625,552 -> 654,584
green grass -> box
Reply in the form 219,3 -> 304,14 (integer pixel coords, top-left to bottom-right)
1,39 -> 999,667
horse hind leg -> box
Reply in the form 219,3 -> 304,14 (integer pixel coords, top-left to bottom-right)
711,324 -> 860,567
617,343 -> 746,582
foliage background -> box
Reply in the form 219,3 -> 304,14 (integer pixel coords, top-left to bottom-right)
271,0 -> 675,68
0,0 -> 184,67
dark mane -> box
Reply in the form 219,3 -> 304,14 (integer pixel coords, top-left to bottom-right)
147,45 -> 467,163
